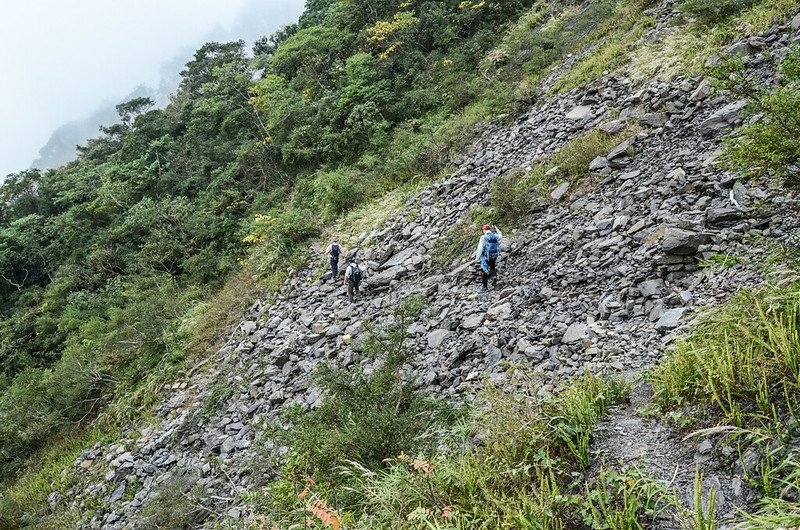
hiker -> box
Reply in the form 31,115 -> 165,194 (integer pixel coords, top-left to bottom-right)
475,224 -> 503,291
325,237 -> 341,282
343,259 -> 363,302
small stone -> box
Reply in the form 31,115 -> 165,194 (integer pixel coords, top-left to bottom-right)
563,322 -> 589,343
599,120 -> 626,134
326,324 -> 343,337
607,137 -> 635,160
640,112 -> 667,127
638,279 -> 665,297
551,181 -> 570,202
566,105 -> 592,120
657,308 -> 686,330
706,207 -> 742,224
700,100 -> 747,136
690,80 -> 713,102
427,329 -> 452,348
589,156 -> 609,171
461,315 -> 484,330
109,481 -> 126,503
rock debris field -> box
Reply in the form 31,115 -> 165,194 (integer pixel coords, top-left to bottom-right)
58,15 -> 800,529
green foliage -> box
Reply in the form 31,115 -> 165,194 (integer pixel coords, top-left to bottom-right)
649,282 -> 800,418
269,295 -> 460,498
689,466 -> 716,530
679,0 -> 757,25
698,253 -> 743,269
490,166 -> 549,226
137,472 -> 208,528
709,50 -> 800,186
488,127 -> 636,227
311,168 -> 365,220
0,277 -> 194,477
433,204 -> 495,266
553,2 -> 655,92
556,128 -> 633,182
579,466 -> 671,529
267,371 -> 631,528
0,427 -> 114,527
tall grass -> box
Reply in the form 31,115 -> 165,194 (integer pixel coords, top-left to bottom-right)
649,282 -> 800,420
254,371 -> 632,528
649,279 -> 800,527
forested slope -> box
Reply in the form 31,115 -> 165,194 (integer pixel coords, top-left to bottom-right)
1,0 -> 799,527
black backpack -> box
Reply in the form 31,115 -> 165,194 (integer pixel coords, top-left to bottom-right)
330,243 -> 340,259
349,264 -> 362,284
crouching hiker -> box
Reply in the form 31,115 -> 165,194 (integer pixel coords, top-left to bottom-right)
475,224 -> 502,291
325,236 -> 341,282
343,259 -> 363,302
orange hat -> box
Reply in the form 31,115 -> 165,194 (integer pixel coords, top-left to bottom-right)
482,224 -> 491,231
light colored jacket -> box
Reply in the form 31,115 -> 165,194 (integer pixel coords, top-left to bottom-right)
475,228 -> 503,261
343,262 -> 362,283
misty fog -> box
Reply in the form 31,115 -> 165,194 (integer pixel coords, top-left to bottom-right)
0,0 -> 304,179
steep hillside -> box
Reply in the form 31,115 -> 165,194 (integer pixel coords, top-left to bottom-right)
2,0 -> 800,528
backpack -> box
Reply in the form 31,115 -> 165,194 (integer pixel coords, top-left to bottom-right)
349,264 -> 362,284
483,232 -> 500,260
330,243 -> 340,259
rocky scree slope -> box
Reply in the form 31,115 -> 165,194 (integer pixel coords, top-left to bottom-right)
51,17 -> 800,529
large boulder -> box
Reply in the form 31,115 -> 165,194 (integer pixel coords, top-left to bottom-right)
662,228 -> 707,255
700,100 -> 747,136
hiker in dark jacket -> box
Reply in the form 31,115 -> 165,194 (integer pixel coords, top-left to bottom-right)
343,259 -> 363,302
325,237 -> 341,282
475,224 -> 503,291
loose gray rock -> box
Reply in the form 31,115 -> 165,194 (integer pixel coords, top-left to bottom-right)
700,100 -> 748,136
662,228 -> 706,255
551,181 -> 570,202
461,314 -> 484,330
657,308 -> 686,330
638,279 -> 665,297
589,156 -> 610,171
566,105 -> 592,120
562,322 -> 589,343
427,329 -> 452,349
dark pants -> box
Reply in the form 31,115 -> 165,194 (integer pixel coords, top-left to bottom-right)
481,257 -> 497,289
347,280 -> 359,301
330,257 -> 339,280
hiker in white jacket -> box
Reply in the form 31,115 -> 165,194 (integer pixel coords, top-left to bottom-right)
475,224 -> 502,291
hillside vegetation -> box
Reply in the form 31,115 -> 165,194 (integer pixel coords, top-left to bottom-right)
1,0 -> 799,527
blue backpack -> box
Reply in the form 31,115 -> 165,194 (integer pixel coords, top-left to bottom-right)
483,232 -> 500,260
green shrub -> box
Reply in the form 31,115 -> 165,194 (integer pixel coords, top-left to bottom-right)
267,295 -> 461,501
649,282 -> 800,419
679,0 -> 757,25
488,127 -> 636,227
433,204 -> 495,266
579,466 -> 672,529
555,129 -> 625,182
312,168 -> 365,220
337,372 -> 630,528
138,472 -> 208,528
712,50 -> 800,187
490,167 -> 545,226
